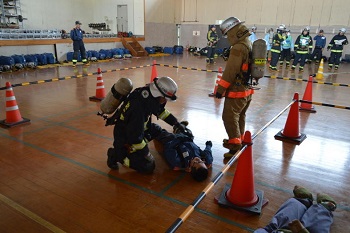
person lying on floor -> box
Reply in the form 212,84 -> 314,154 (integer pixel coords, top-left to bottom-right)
254,185 -> 337,233
153,121 -> 213,182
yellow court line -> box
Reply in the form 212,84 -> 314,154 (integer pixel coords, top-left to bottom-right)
0,193 -> 66,233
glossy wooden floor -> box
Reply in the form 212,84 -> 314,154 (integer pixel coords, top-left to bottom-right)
0,53 -> 349,233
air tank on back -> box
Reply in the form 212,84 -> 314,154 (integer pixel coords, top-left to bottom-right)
100,77 -> 133,114
251,38 -> 267,81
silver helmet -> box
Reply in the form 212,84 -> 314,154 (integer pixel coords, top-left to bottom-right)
220,17 -> 244,35
149,76 -> 178,101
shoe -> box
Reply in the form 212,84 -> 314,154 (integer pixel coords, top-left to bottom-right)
317,193 -> 337,211
288,220 -> 307,233
291,67 -> 295,71
224,150 -> 238,158
293,185 -> 313,200
72,63 -> 76,67
107,148 -> 119,170
205,141 -> 212,147
180,120 -> 189,126
335,67 -> 338,70
328,67 -> 332,71
270,67 -> 278,71
299,68 -> 304,72
83,62 -> 90,66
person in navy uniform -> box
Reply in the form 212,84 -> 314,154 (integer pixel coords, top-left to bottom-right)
311,29 -> 326,64
154,125 -> 213,182
70,21 -> 89,67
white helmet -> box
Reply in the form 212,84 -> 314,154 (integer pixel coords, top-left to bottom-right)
340,28 -> 346,33
220,17 -> 244,35
277,24 -> 286,32
149,77 -> 178,101
252,26 -> 257,30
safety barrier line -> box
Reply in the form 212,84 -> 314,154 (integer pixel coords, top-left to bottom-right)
156,63 -> 217,73
3,63 -> 349,90
0,65 -> 151,90
299,100 -> 350,110
155,64 -> 350,87
265,75 -> 350,87
166,99 -> 296,233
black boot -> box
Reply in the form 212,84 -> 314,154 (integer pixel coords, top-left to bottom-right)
107,148 -> 119,170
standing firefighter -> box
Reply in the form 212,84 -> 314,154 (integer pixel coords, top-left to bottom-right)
206,25 -> 219,64
70,21 -> 89,67
269,25 -> 286,71
291,27 -> 313,72
215,17 -> 254,158
327,28 -> 348,71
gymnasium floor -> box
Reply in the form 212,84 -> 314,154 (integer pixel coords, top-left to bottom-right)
0,52 -> 349,233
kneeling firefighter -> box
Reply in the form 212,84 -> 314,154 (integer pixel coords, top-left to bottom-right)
215,17 -> 266,158
99,76 -> 191,174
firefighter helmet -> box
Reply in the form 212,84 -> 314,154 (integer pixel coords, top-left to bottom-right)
220,17 -> 244,35
149,76 -> 178,101
340,28 -> 346,33
303,26 -> 310,32
277,24 -> 286,32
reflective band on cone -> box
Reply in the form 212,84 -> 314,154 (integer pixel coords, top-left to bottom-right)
89,67 -> 106,101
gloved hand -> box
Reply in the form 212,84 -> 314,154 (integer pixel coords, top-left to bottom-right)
173,122 -> 187,134
205,141 -> 213,147
215,92 -> 223,99
174,121 -> 194,140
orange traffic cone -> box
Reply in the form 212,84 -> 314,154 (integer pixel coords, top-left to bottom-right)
315,58 -> 324,80
0,82 -> 30,127
217,131 -> 265,214
208,67 -> 223,97
299,76 -> 316,113
275,93 -> 307,145
89,68 -> 106,101
150,60 -> 158,82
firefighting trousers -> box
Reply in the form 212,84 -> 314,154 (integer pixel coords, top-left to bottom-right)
207,46 -> 216,60
112,122 -> 161,173
292,53 -> 307,67
329,52 -> 342,66
222,94 -> 252,143
270,51 -> 280,68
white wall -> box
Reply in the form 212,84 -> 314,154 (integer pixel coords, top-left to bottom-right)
21,0 -> 94,31
19,0 -> 144,34
178,0 -> 350,27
